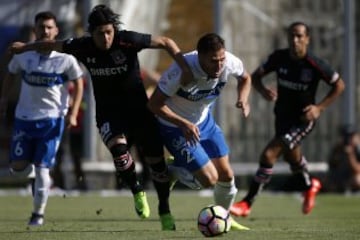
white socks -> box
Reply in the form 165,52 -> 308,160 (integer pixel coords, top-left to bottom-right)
33,167 -> 51,215
214,178 -> 238,210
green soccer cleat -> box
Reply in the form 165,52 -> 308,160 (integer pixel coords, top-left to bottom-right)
134,191 -> 150,219
229,216 -> 250,231
160,213 -> 176,231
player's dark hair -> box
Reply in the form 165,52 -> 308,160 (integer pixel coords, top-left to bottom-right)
87,4 -> 121,32
34,11 -> 57,25
197,33 -> 225,55
288,21 -> 310,36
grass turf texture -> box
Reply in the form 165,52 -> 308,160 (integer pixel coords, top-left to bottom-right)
0,191 -> 359,240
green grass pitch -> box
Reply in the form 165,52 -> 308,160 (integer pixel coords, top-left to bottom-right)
0,191 -> 359,240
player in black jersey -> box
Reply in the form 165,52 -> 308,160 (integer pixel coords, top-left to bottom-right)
10,4 -> 193,230
231,21 -> 345,217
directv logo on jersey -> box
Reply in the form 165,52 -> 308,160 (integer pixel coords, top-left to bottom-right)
176,82 -> 225,101
24,74 -> 63,86
89,65 -> 128,76
278,78 -> 308,91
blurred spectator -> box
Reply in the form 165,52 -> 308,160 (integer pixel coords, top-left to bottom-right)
326,124 -> 360,192
52,79 -> 88,191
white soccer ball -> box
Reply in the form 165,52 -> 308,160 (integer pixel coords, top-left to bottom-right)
197,205 -> 231,237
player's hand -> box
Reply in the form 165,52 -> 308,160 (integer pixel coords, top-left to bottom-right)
236,101 -> 250,117
302,104 -> 321,122
180,121 -> 200,146
66,114 -> 78,129
261,87 -> 277,102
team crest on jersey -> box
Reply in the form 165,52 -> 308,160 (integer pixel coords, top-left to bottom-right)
110,50 -> 126,65
300,69 -> 313,82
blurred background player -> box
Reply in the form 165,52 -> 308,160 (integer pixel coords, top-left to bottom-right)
230,21 -> 345,217
0,11 -> 83,226
148,33 -> 251,231
326,124 -> 360,193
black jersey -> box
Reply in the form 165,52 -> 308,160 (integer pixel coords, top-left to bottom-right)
262,49 -> 339,117
62,30 -> 151,109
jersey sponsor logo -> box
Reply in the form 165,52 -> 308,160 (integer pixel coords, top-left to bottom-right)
278,78 -> 309,91
176,82 -> 225,101
89,65 -> 128,76
23,72 -> 65,86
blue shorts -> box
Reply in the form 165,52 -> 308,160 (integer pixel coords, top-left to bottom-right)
159,113 -> 229,172
10,117 -> 65,168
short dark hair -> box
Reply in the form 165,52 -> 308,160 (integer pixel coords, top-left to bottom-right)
197,33 -> 225,55
288,21 -> 310,36
87,4 -> 121,32
34,11 -> 57,25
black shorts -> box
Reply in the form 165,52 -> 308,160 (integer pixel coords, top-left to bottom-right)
275,115 -> 315,150
95,103 -> 164,157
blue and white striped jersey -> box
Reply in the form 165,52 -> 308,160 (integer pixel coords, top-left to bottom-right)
8,50 -> 83,120
158,50 -> 245,126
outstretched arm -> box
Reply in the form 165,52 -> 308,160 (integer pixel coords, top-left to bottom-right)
10,40 -> 64,54
150,36 -> 193,85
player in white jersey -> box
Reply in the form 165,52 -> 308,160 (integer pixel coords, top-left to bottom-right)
148,33 -> 251,230
0,11 -> 83,226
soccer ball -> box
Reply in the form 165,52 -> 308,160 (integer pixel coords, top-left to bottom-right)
197,205 -> 231,237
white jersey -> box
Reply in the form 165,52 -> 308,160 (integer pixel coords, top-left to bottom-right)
8,51 -> 83,120
158,50 -> 245,126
